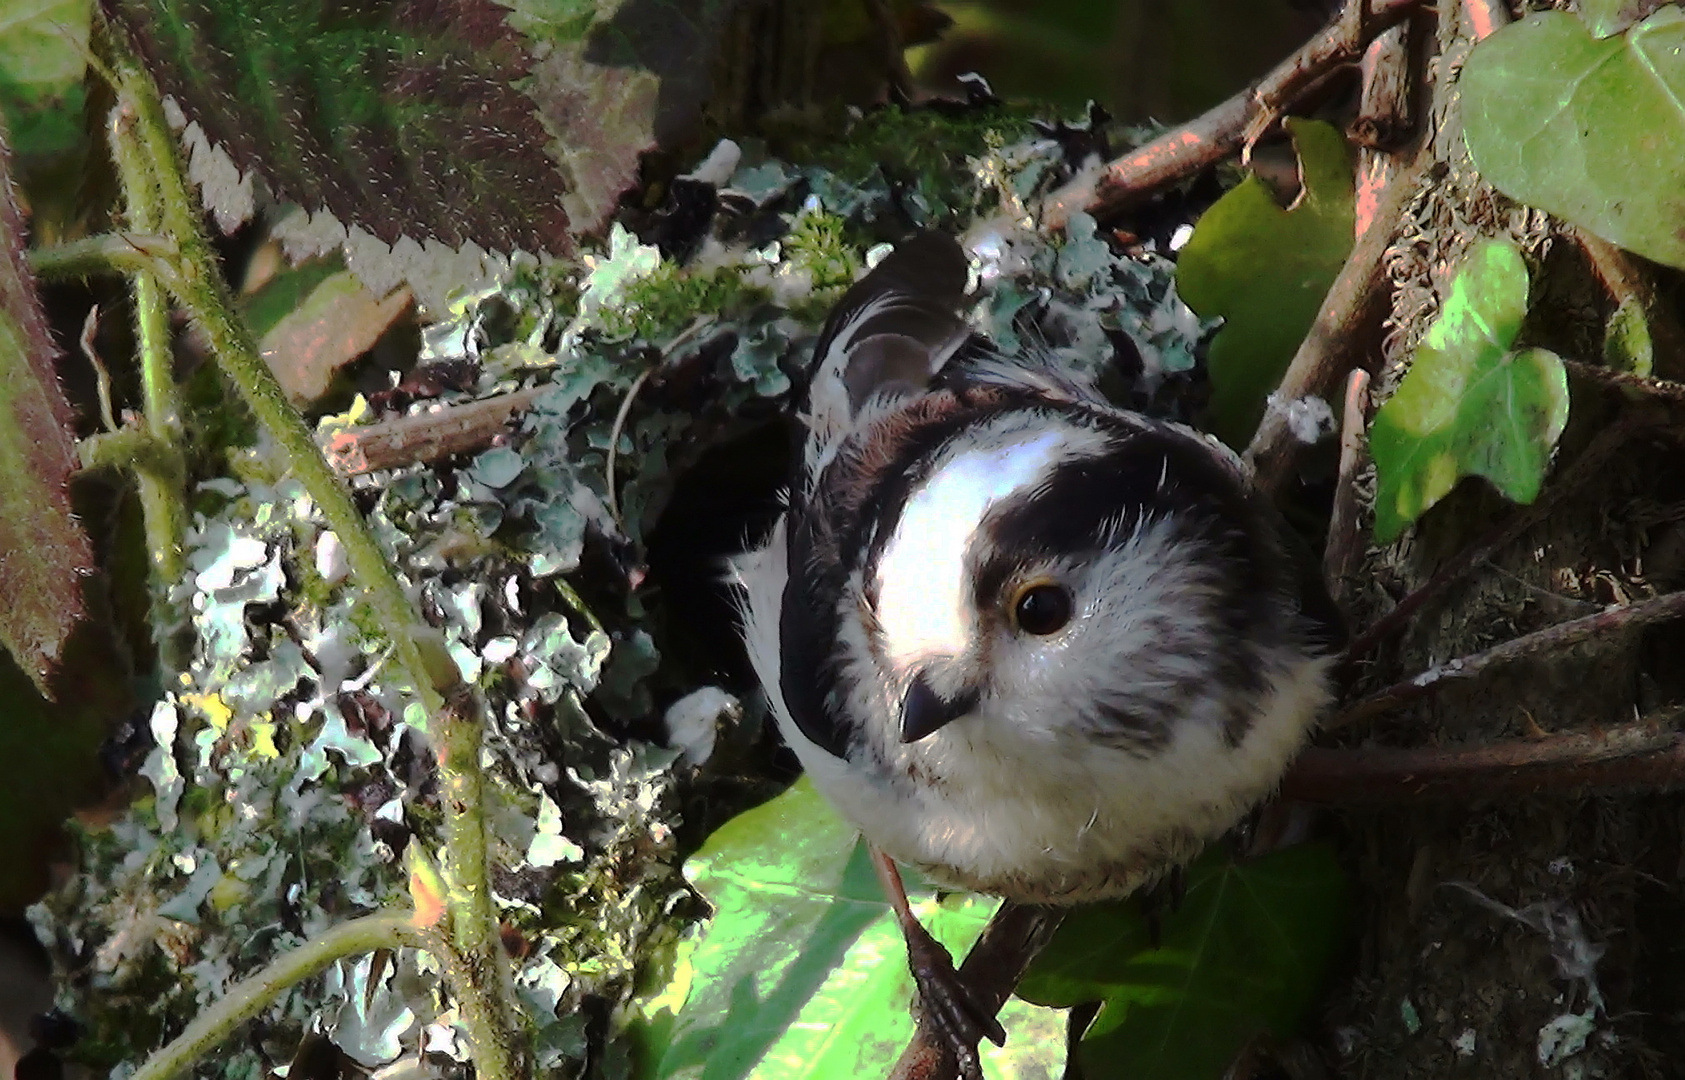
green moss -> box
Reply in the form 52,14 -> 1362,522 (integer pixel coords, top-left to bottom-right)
779,103 -> 1039,211
596,264 -> 770,343
783,211 -> 859,291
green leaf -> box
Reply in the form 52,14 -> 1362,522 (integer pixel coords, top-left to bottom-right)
1019,844 -> 1349,1080
1175,118 -> 1354,448
1369,239 -> 1570,543
657,778 -> 1020,1080
0,0 -> 91,163
1603,296 -> 1653,375
1462,8 -> 1685,270
1576,0 -> 1672,38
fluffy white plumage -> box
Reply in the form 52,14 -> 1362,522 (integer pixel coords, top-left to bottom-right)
734,231 -> 1340,906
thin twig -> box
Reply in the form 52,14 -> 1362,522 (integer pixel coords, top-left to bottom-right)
1325,370 -> 1372,605
1284,714 -> 1685,803
130,911 -> 432,1080
1041,0 -> 1428,228
1245,144 -> 1430,495
1336,589 -> 1685,728
79,305 -> 118,433
890,904 -> 1066,1080
606,365 -> 654,530
1343,409 -> 1666,664
322,386 -> 549,476
1564,359 -> 1685,407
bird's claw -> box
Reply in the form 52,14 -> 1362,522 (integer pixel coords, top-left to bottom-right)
903,918 -> 1005,1080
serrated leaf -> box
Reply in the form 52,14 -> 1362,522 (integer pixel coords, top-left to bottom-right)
1369,240 -> 1570,543
1018,844 -> 1349,1080
657,778 -> 1005,1080
1175,118 -> 1354,447
110,0 -> 578,252
1462,8 -> 1685,270
0,125 -> 101,699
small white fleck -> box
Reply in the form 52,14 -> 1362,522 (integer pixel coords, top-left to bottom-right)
1169,223 -> 1196,251
1453,1028 -> 1477,1057
315,529 -> 349,584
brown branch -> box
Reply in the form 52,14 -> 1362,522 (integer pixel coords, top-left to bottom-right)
321,386 -> 548,476
1565,359 -> 1685,407
862,0 -> 917,103
1041,0 -> 1428,228
1460,0 -> 1510,41
889,904 -> 1066,1080
1350,22 -> 1413,151
1337,589 -> 1685,728
1343,408 -> 1667,664
1244,144 -> 1429,495
1283,716 -> 1685,803
1325,370 -> 1373,606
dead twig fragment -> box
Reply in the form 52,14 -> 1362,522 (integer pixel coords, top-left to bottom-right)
1041,0 -> 1428,228
1565,359 -> 1685,408
890,904 -> 1066,1080
1337,589 -> 1685,728
1460,0 -> 1510,41
1284,713 -> 1685,803
322,387 -> 548,476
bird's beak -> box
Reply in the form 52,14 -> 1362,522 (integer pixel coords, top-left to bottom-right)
900,671 -> 978,743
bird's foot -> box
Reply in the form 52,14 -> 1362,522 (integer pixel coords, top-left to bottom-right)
902,917 -> 1006,1080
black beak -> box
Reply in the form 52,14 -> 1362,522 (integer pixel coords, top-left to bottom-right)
900,672 -> 979,743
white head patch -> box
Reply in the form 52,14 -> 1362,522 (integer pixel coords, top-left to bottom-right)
873,424 -> 1080,671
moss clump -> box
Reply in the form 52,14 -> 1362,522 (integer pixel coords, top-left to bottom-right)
783,210 -> 858,291
597,264 -> 771,343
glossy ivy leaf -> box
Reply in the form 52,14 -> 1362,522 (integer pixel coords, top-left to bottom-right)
0,129 -> 100,700
1018,844 -> 1349,1080
1175,118 -> 1354,448
1369,240 -> 1570,543
655,778 -> 1063,1080
1576,0 -> 1672,38
1462,8 -> 1685,270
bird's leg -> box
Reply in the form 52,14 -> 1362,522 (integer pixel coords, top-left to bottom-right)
870,845 -> 1006,1080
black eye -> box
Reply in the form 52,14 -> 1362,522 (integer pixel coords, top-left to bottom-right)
1012,584 -> 1072,636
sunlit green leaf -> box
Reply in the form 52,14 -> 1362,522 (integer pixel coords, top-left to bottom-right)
1462,8 -> 1685,269
657,778 -> 1065,1080
1369,239 -> 1570,543
1019,844 -> 1349,1080
1175,118 -> 1354,447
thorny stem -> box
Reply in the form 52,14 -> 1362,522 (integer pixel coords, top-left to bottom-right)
107,94 -> 190,607
99,24 -> 524,1080
129,911 -> 433,1080
27,231 -> 178,281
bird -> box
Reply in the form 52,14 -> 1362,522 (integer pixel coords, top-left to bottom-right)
732,230 -> 1343,1076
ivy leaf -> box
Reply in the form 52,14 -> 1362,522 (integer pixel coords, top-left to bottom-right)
1576,0 -> 1672,38
1175,118 -> 1354,448
0,128 -> 101,701
655,778 -> 1061,1080
1462,8 -> 1685,270
1369,239 -> 1570,543
1018,844 -> 1350,1080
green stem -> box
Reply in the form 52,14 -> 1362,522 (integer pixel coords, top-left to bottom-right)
27,232 -> 178,281
99,24 -> 524,1079
130,911 -> 430,1080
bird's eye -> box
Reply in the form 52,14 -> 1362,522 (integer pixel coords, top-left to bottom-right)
1011,582 -> 1073,636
